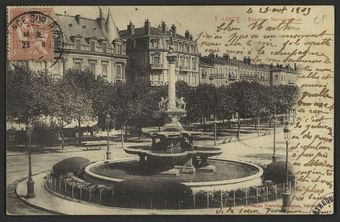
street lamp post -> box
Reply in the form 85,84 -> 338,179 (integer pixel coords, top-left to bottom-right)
105,113 -> 112,160
26,121 -> 35,198
281,121 -> 291,212
272,112 -> 277,162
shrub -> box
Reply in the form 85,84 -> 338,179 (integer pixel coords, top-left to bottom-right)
52,157 -> 91,177
263,161 -> 295,183
113,178 -> 193,209
33,121 -> 59,146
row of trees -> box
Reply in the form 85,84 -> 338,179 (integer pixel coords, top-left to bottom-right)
7,67 -> 299,150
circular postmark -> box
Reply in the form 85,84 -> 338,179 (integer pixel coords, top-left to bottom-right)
310,192 -> 334,215
8,8 -> 64,67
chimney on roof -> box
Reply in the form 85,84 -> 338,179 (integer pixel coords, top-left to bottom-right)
144,19 -> 150,35
243,56 -> 247,64
270,63 -> 273,69
75,14 -> 81,24
223,53 -> 230,62
277,63 -> 280,68
127,21 -> 135,35
185,30 -> 190,39
208,52 -> 215,65
294,63 -> 297,70
233,56 -> 236,59
96,7 -> 105,30
161,21 -> 166,34
171,24 -> 176,35
247,56 -> 251,65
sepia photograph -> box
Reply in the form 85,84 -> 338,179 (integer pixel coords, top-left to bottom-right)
4,4 -> 334,216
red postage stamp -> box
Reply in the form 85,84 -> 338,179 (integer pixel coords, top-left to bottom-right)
8,8 -> 55,61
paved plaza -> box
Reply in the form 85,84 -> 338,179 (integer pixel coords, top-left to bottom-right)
6,125 -> 290,215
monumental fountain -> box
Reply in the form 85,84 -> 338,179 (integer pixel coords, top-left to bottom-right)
83,31 -> 263,192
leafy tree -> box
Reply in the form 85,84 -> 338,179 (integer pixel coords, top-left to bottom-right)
193,83 -> 218,130
62,69 -> 95,144
216,86 -> 237,122
7,66 -> 53,125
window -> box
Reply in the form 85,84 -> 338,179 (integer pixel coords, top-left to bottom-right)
151,39 -> 159,48
186,45 -> 189,53
75,39 -> 81,50
53,61 -> 60,75
103,42 -> 107,53
151,53 -> 160,64
191,45 -> 195,53
90,41 -> 96,52
74,61 -> 81,70
116,64 -> 122,79
116,45 -> 122,54
102,63 -> 108,77
89,62 -> 96,74
73,59 -> 82,70
187,57 -> 191,69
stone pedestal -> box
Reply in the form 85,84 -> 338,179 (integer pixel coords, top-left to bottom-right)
281,190 -> 291,212
26,177 -> 35,198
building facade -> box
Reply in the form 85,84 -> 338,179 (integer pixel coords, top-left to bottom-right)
199,53 -> 297,87
237,57 -> 270,86
269,64 -> 299,86
119,20 -> 200,86
199,54 -> 239,87
9,9 -> 128,84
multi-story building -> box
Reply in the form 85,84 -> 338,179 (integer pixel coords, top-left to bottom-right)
199,53 -> 239,87
9,9 -> 128,84
198,54 -> 299,87
269,63 -> 299,86
119,20 -> 200,86
233,56 -> 271,86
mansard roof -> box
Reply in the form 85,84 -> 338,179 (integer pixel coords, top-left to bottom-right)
119,27 -> 193,42
55,13 -> 120,44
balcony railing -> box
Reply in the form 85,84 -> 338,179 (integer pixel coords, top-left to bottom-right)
150,63 -> 164,69
150,81 -> 165,86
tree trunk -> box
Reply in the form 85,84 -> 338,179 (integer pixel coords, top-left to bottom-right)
138,128 -> 142,139
203,117 -> 206,132
124,124 -> 128,142
214,115 -> 217,146
61,119 -> 64,152
78,118 -> 82,145
121,125 -> 124,149
257,115 -> 260,137
254,116 -> 257,129
237,115 -> 241,141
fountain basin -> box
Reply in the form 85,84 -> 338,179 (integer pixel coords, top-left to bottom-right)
84,158 -> 263,192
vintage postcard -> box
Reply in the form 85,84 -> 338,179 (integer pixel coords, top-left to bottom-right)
5,5 -> 334,215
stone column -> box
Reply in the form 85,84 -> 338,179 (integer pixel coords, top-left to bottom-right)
167,52 -> 177,111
